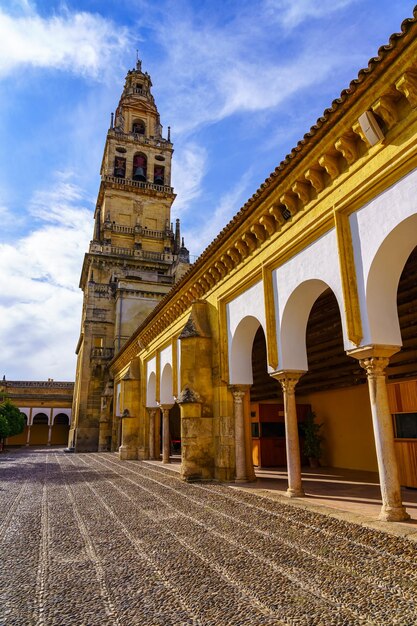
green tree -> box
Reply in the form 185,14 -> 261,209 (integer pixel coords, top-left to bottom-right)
0,412 -> 9,441
0,399 -> 25,440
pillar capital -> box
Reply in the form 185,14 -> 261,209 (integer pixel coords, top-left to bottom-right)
146,406 -> 158,417
228,384 -> 250,403
347,344 -> 400,362
159,403 -> 174,412
270,370 -> 305,394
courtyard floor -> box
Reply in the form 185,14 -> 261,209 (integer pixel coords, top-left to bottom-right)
1,448 -> 417,626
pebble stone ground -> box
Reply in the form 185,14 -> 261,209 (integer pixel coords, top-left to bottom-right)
1,449 -> 417,626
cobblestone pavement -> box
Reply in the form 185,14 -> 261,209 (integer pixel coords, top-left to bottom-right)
1,449 -> 417,626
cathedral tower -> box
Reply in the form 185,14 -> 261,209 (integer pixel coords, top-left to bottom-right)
70,61 -> 189,452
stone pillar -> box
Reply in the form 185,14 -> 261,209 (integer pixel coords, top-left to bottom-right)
243,390 -> 256,482
48,409 -> 53,446
230,385 -> 250,482
178,387 -> 214,482
160,404 -> 173,464
26,425 -> 31,447
119,410 -> 139,460
348,345 -> 410,521
98,418 -> 111,451
99,382 -> 114,451
147,407 -> 157,460
271,371 -> 305,498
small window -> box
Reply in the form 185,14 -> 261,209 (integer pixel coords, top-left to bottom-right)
153,165 -> 165,185
394,413 -> 417,439
114,156 -> 126,178
132,120 -> 145,135
132,153 -> 147,181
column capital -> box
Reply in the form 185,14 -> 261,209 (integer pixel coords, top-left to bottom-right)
146,406 -> 158,417
269,370 -> 306,393
159,403 -> 174,412
229,384 -> 250,403
346,344 -> 400,361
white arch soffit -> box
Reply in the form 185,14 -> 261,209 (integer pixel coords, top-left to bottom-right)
229,315 -> 262,385
52,408 -> 71,418
280,279 -> 338,371
53,413 -> 70,425
366,213 -> 417,345
146,371 -> 157,408
160,363 -> 175,405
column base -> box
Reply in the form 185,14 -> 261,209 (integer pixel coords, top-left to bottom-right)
119,445 -> 137,461
235,477 -> 249,483
286,487 -> 305,498
162,458 -> 171,464
378,504 -> 410,522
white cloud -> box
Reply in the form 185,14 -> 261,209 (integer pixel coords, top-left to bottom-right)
0,174 -> 92,379
184,171 -> 252,254
0,5 -> 131,80
148,4 -> 359,135
263,0 -> 358,29
171,143 -> 207,216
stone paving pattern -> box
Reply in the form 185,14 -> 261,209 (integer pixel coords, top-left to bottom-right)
1,449 -> 417,626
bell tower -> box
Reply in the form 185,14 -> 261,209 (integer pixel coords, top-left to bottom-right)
70,60 -> 189,452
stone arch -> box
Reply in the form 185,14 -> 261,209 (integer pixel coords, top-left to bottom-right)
160,363 -> 174,405
54,413 -> 69,425
146,371 -> 157,407
366,214 -> 417,345
32,412 -> 49,425
229,315 -> 262,385
280,279 -> 342,371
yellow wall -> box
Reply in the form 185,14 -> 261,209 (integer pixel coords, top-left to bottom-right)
298,384 -> 378,472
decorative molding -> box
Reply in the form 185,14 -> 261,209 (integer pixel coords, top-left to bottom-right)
372,95 -> 398,129
335,135 -> 357,165
318,154 -> 339,179
172,337 -> 178,398
280,192 -> 298,215
292,181 -> 310,205
262,266 -> 279,371
334,210 -> 363,346
395,71 -> 417,107
304,168 -> 324,192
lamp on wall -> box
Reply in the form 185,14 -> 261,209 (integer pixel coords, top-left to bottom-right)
358,111 -> 385,146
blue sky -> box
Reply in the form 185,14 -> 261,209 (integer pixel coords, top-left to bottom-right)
0,0 -> 414,381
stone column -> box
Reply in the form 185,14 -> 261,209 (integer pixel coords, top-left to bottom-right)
147,407 -> 157,460
160,404 -> 173,464
230,385 -> 250,483
271,371 -> 305,498
26,425 -> 31,447
119,410 -> 139,460
178,386 -> 214,482
348,345 -> 410,521
47,409 -> 53,446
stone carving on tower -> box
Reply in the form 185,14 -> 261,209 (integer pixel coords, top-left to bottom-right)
69,60 -> 190,452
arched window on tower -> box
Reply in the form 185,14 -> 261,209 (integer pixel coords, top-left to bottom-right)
132,153 -> 147,182
154,165 -> 165,186
114,156 -> 126,178
132,119 -> 145,135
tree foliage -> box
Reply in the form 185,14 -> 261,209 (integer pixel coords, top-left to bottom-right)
0,398 -> 25,439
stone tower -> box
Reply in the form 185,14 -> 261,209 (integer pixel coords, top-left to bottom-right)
69,60 -> 189,452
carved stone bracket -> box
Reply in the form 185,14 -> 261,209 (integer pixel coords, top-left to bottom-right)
318,154 -> 339,179
395,71 -> 417,107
